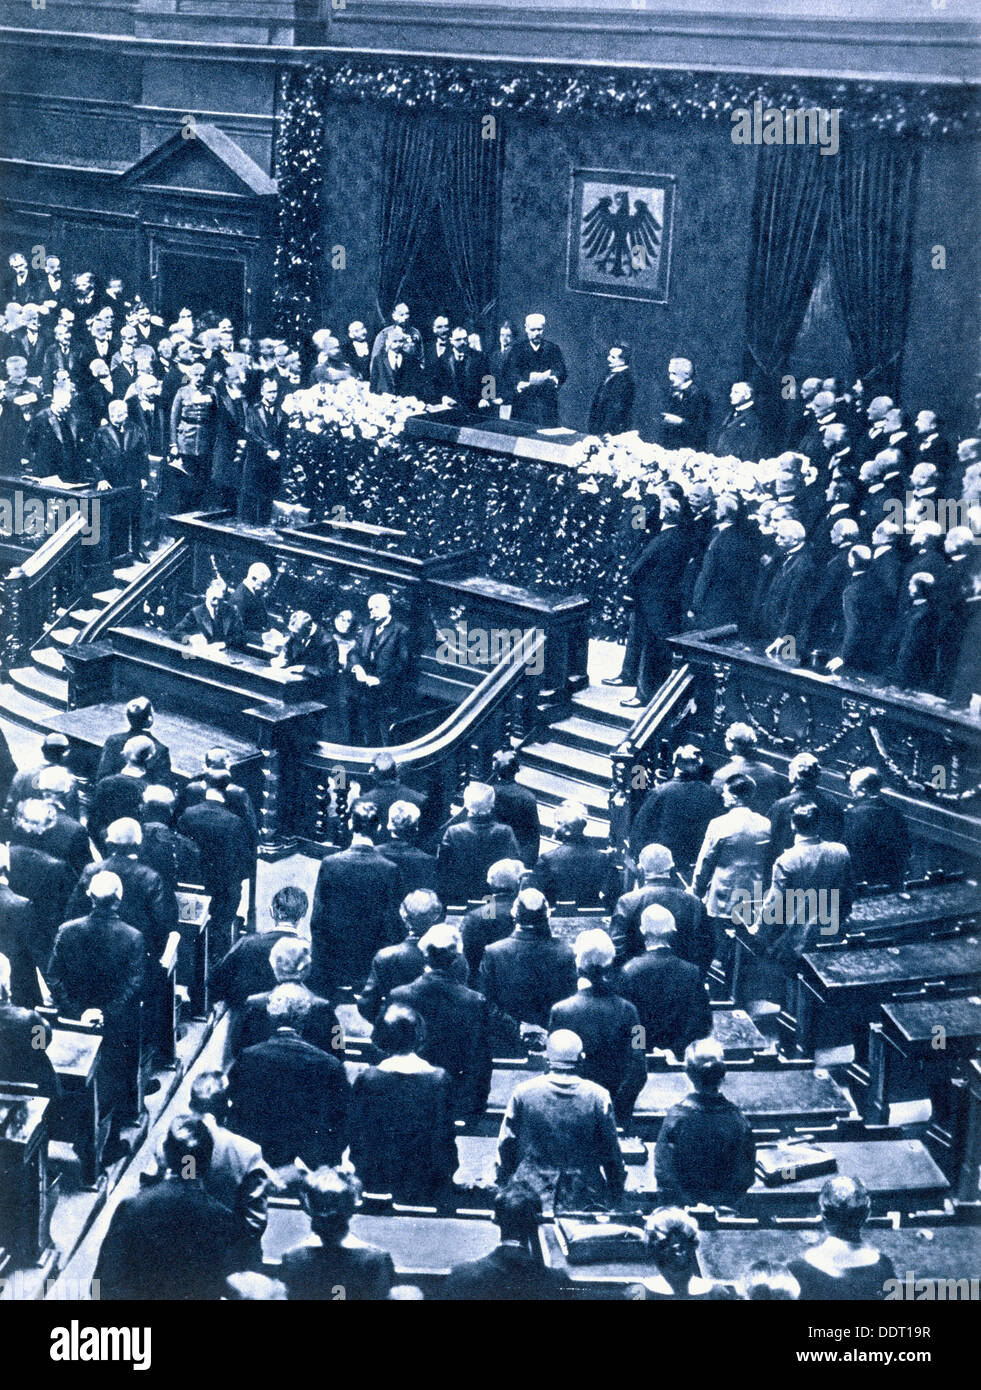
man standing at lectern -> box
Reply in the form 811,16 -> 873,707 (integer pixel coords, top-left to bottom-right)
506,313 -> 567,428
351,593 -> 411,746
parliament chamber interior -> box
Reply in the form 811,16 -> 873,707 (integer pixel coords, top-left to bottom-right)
0,0 -> 978,1315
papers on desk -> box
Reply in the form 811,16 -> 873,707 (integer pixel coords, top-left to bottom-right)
184,634 -> 225,656
536,427 -> 577,437
24,475 -> 88,491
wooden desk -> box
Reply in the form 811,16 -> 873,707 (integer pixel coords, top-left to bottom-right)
540,1223 -> 980,1295
485,1066 -> 855,1136
798,937 -> 981,1055
0,472 -> 129,575
866,996 -> 981,1125
263,1203 -> 498,1291
47,1027 -> 105,1188
710,1009 -> 768,1059
0,1093 -> 50,1266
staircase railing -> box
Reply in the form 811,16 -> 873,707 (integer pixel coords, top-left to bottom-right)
0,512 -> 88,673
293,626 -> 547,845
75,537 -> 192,645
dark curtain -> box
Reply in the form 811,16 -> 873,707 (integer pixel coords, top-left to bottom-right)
376,112 -> 445,323
743,146 -> 833,448
439,117 -> 505,336
828,136 -> 921,398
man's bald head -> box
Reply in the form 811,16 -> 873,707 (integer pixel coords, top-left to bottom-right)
546,1029 -> 583,1070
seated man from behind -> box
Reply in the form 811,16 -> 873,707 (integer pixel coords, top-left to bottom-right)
533,800 -> 618,908
441,1182 -> 567,1301
654,1038 -> 756,1209
495,1028 -> 625,1215
279,1167 -> 395,1301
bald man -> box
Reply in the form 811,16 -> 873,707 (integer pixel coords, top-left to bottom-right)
67,818 -> 176,960
229,562 -> 275,642
495,1028 -> 625,1213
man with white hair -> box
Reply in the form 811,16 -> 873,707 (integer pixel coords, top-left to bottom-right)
715,380 -> 760,459
533,799 -> 617,907
342,319 -> 371,380
711,723 -> 785,815
377,800 -> 438,893
370,301 -> 424,368
3,731 -> 77,824
913,408 -> 953,478
350,591 -> 411,745
26,378 -> 85,481
437,781 -> 520,907
0,845 -> 43,1008
389,922 -> 492,1119
660,356 -> 711,451
495,1028 -> 625,1212
89,396 -> 149,559
857,394 -> 894,464
459,858 -> 527,977
611,842 -> 714,976
758,517 -> 813,647
229,561 -> 274,641
89,733 -> 157,846
549,928 -> 646,1126
615,904 -> 712,1057
68,817 -> 176,961
505,313 -> 567,427
48,871 -> 145,1157
357,887 -> 466,1024
799,515 -> 860,655
9,799 -> 76,955
827,544 -> 885,676
891,571 -> 941,692
21,764 -> 91,874
233,929 -> 342,1060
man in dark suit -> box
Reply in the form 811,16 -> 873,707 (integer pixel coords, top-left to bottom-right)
798,516 -> 860,655
96,696 -> 171,784
429,326 -> 486,412
459,858 -> 525,980
369,328 -> 425,399
828,545 -> 885,677
533,800 -> 617,908
654,1039 -> 756,1209
342,320 -> 372,380
47,871 -> 145,1147
7,803 -> 76,970
437,781 -> 521,908
139,785 -> 200,895
4,253 -> 33,304
67,817 -> 177,962
94,1115 -> 239,1300
611,843 -> 715,977
587,343 -> 635,437
4,731 -> 75,826
182,752 -> 258,854
615,904 -> 712,1057
715,380 -> 761,459
210,885 -> 308,1020
376,801 -> 438,893
389,923 -> 493,1120
26,386 -> 87,482
88,736 -> 156,848
478,889 -> 577,1043
309,800 -> 403,993
0,953 -> 60,1096
0,356 -> 40,472
12,303 -> 47,382
41,321 -> 79,395
842,767 -> 910,890
208,362 -> 249,511
548,928 -> 646,1127
628,744 -> 723,878
176,778 -> 254,959
488,749 -> 541,866
172,577 -> 248,649
913,409 -> 954,482
505,313 -> 567,428
240,377 -> 285,525
659,357 -> 711,451
757,518 -> 814,647
232,936 -> 343,1061
711,723 -> 786,816
754,802 -> 854,976
350,592 -> 411,746
357,752 -> 428,840
622,492 -> 691,706
441,1182 -> 566,1301
227,984 -> 350,1168
689,493 -> 761,633
356,888 -> 466,1024
89,397 -> 149,559
0,847 -> 44,1008
273,610 -> 337,686
19,765 -> 90,875
766,752 -> 844,870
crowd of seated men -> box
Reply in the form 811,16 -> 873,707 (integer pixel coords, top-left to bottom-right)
3,695 -> 941,1300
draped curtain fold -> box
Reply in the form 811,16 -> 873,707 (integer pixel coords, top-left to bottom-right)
828,137 -> 921,398
439,117 -> 505,332
376,112 -> 445,321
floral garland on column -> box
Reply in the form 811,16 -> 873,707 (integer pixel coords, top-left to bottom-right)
272,64 -> 330,346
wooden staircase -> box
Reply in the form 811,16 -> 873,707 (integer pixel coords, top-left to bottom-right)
0,560 -> 146,733
518,681 -> 633,850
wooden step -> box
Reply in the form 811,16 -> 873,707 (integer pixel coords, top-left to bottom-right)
8,665 -> 69,709
522,739 -> 613,784
536,801 -> 609,841
50,626 -> 81,649
70,607 -> 103,626
91,588 -> 122,605
33,646 -> 67,675
570,684 -> 637,730
515,764 -> 610,815
0,681 -> 63,733
549,714 -> 625,754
